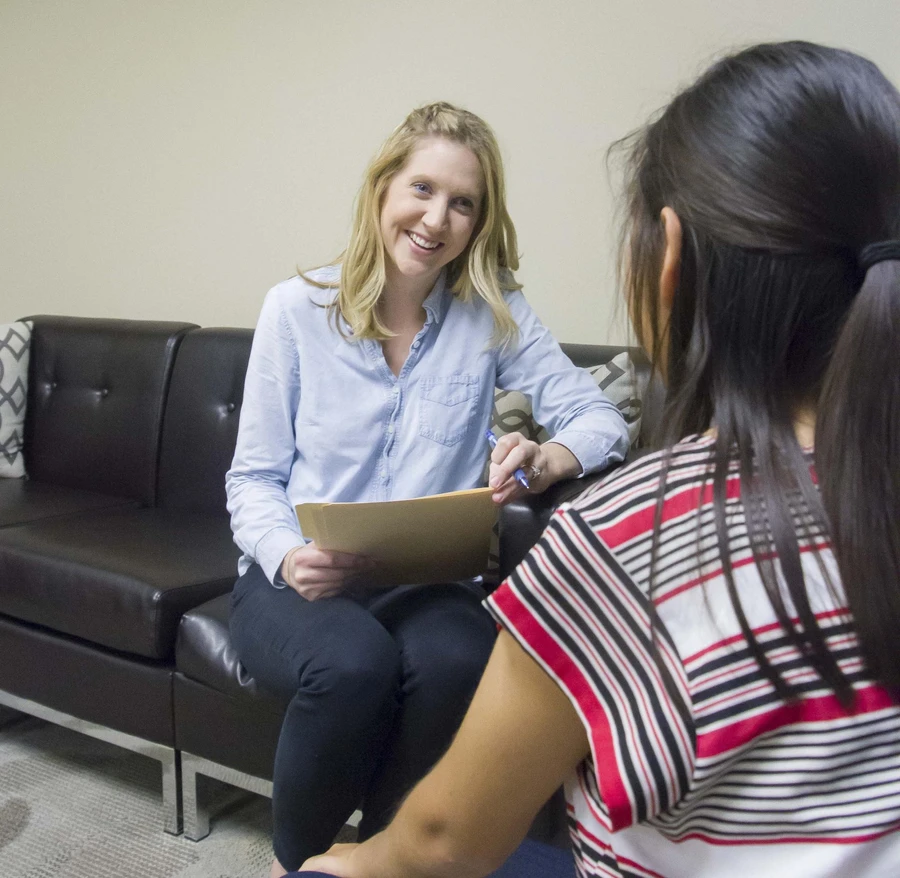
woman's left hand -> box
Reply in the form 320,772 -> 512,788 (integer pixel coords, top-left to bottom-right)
298,842 -> 360,876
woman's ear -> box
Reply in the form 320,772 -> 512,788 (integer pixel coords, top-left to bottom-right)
659,207 -> 682,313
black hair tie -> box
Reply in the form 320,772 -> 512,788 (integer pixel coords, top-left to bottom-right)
858,240 -> 900,271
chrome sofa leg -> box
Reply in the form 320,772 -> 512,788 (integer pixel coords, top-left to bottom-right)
162,750 -> 183,835
181,753 -> 211,841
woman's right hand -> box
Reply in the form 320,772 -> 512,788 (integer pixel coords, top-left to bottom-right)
280,543 -> 376,600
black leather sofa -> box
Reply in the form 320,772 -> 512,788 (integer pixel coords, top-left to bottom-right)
0,315 -> 660,842
0,317 -> 251,832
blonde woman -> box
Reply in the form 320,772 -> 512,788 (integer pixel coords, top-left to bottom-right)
226,101 -> 628,877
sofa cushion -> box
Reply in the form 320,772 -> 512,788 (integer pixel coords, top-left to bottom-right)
0,507 -> 239,659
175,593 -> 287,708
24,316 -> 196,503
0,321 -> 31,478
0,478 -> 138,528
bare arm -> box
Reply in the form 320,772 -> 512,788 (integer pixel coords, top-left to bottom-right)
300,629 -> 590,877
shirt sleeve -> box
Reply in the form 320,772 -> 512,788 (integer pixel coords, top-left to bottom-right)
485,505 -> 696,831
226,286 -> 307,584
496,291 -> 628,475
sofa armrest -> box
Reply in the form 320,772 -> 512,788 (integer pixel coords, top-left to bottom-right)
495,447 -> 660,585
496,465 -> 619,584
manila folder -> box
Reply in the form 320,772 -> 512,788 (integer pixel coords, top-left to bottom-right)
295,487 -> 497,587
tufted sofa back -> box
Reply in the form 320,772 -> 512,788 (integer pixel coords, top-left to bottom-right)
20,318 -> 664,518
24,316 -> 196,503
157,328 -> 253,514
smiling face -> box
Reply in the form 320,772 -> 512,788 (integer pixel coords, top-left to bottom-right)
379,135 -> 485,301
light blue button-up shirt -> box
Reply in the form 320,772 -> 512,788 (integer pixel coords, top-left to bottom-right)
226,268 -> 629,583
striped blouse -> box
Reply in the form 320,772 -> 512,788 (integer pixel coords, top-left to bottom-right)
486,435 -> 900,877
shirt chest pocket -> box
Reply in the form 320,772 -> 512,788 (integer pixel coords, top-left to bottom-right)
418,374 -> 481,447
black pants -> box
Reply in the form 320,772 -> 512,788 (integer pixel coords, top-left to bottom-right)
229,564 -> 497,870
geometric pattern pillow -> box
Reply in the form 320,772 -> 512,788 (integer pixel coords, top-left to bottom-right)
0,321 -> 32,478
491,350 -> 643,447
585,351 -> 644,446
485,351 -> 643,574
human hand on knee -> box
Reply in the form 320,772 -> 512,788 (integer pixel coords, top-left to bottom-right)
281,544 -> 376,600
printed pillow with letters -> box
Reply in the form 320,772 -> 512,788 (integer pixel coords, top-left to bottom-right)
490,351 -> 643,447
484,351 -> 644,573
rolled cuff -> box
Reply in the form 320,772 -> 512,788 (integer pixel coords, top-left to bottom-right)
549,427 -> 628,477
255,526 -> 307,585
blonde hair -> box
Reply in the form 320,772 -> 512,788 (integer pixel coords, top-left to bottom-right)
305,102 -> 521,344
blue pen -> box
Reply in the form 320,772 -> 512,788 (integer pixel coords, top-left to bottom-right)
485,429 -> 530,490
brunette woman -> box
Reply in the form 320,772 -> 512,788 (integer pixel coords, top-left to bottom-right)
301,42 -> 900,878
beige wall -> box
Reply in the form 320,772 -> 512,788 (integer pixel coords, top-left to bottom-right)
2,1 -> 898,344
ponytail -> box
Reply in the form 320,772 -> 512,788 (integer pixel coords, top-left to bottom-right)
817,245 -> 900,692
616,41 -> 900,705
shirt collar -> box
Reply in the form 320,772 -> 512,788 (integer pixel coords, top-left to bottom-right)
422,270 -> 451,326
340,269 -> 450,336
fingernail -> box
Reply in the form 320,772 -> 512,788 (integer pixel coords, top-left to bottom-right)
489,477 -> 499,488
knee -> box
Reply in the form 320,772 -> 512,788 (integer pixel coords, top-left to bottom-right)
302,630 -> 402,704
404,628 -> 496,697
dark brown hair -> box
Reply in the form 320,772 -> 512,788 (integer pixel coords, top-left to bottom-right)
617,42 -> 900,702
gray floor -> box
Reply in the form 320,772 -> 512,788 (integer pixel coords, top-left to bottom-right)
0,712 -> 300,878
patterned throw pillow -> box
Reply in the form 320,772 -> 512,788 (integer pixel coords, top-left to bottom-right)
485,351 -> 644,574
586,352 -> 644,446
491,351 -> 643,446
0,321 -> 32,478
